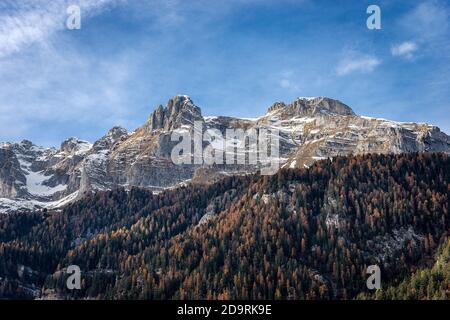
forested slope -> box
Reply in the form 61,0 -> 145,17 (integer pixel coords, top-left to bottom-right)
0,153 -> 448,300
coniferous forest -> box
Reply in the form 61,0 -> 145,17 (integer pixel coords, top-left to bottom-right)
0,153 -> 448,300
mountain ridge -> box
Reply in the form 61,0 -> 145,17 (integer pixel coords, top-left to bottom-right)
1,95 -> 449,213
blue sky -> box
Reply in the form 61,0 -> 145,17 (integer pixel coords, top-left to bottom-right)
0,0 -> 449,146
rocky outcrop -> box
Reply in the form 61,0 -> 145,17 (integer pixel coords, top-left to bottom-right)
0,148 -> 25,198
1,95 -> 449,213
145,95 -> 203,131
266,97 -> 355,117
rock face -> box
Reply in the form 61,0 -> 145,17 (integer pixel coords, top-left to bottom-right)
1,95 -> 449,213
146,95 -> 203,131
258,97 -> 450,169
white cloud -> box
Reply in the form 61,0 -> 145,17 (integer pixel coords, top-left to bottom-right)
336,55 -> 381,76
0,0 -> 124,58
391,41 -> 418,59
0,1 -> 136,145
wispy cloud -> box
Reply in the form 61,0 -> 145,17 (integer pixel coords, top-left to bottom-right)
0,0 -> 124,58
391,41 -> 418,59
399,0 -> 449,41
0,45 -> 137,138
0,0 -> 132,145
0,0 -> 448,145
336,54 -> 381,76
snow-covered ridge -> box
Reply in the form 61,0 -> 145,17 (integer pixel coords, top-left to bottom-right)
297,96 -> 320,100
360,116 -> 435,129
1,95 -> 449,214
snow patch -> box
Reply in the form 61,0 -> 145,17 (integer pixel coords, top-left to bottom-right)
25,170 -> 67,197
0,191 -> 79,214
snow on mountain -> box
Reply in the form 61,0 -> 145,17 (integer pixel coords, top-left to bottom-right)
1,95 -> 449,213
25,170 -> 67,196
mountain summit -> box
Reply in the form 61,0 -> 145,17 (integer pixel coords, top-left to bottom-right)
267,97 -> 355,117
1,95 -> 449,213
146,95 -> 203,131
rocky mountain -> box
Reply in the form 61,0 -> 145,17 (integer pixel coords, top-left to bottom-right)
1,95 -> 449,213
0,153 -> 448,299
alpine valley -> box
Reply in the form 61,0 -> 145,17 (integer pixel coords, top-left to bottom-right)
0,96 -> 449,300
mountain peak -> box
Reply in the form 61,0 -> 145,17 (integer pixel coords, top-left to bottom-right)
19,139 -> 34,149
60,137 -> 92,155
267,96 -> 355,117
267,102 -> 286,113
107,126 -> 128,138
0,94 -> 449,214
293,97 -> 355,116
146,95 -> 203,131
92,126 -> 128,150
